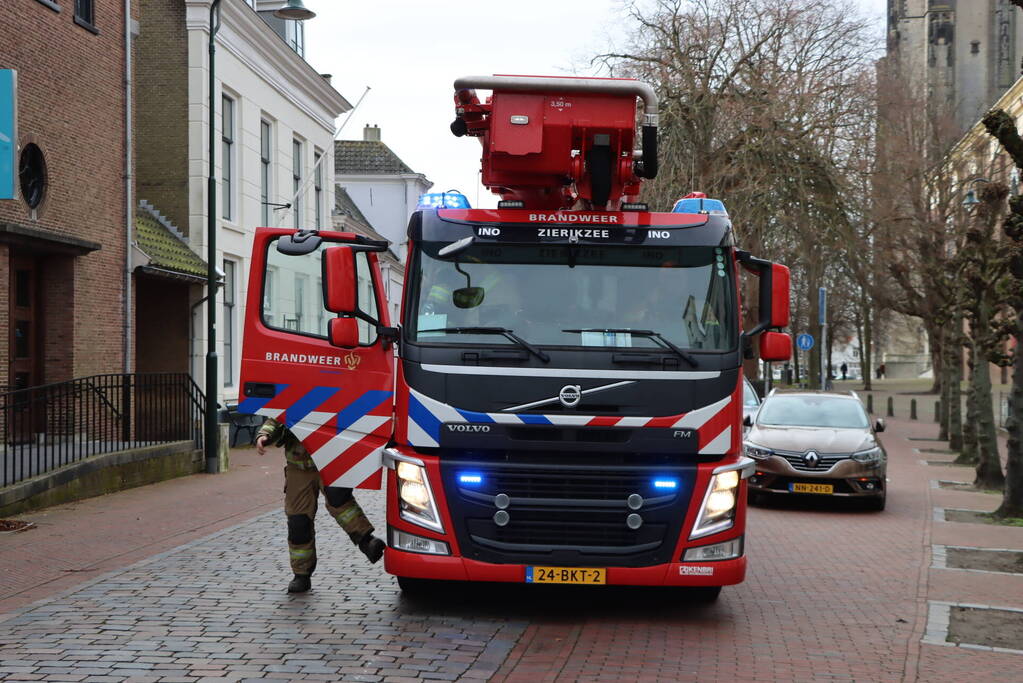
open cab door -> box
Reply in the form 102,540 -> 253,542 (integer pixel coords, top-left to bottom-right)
238,228 -> 396,489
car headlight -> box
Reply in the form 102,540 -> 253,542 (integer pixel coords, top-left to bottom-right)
851,447 -> 883,465
691,469 -> 740,539
743,442 -> 772,460
396,460 -> 444,533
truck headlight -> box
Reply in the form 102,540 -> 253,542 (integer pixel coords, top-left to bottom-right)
691,469 -> 740,539
743,442 -> 772,460
851,447 -> 883,465
396,461 -> 444,533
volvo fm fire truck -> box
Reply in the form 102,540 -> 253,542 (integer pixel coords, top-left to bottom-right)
239,75 -> 791,598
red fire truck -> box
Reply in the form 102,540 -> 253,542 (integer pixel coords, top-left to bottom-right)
239,75 -> 790,599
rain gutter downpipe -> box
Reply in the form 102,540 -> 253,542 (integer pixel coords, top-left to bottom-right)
124,0 -> 133,373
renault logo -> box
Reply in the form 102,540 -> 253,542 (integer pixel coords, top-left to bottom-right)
803,450 -> 820,468
559,385 -> 582,408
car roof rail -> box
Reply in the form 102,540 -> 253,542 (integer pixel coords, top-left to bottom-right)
849,390 -> 859,401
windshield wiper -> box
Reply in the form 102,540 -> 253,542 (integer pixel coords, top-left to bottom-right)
563,328 -> 699,368
425,327 -> 550,363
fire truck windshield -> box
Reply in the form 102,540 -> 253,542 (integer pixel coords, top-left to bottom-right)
408,242 -> 736,353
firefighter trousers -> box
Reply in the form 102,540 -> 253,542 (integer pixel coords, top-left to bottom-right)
283,463 -> 375,575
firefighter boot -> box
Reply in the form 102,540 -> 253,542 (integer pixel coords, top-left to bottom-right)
359,533 -> 386,564
287,574 -> 311,593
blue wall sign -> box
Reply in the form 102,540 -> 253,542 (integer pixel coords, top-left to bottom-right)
0,69 -> 16,201
796,333 -> 814,351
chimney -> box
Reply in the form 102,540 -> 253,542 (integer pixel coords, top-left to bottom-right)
363,124 -> 381,142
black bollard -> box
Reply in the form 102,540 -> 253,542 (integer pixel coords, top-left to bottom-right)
911,398 -> 917,420
867,394 -> 874,414
934,400 -> 940,423
887,396 -> 894,417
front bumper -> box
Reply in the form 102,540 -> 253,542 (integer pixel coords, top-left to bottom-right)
384,546 -> 745,587
748,456 -> 885,497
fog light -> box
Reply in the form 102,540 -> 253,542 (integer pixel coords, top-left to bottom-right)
683,536 -> 743,562
389,527 -> 450,555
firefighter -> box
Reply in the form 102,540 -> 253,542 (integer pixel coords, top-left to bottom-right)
255,418 -> 386,593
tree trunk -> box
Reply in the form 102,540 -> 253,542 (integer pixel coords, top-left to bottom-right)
939,334 -> 951,441
948,338 -> 963,451
927,323 -> 943,394
995,336 -> 1023,518
973,343 -> 1006,490
955,345 -> 979,465
862,303 -> 873,391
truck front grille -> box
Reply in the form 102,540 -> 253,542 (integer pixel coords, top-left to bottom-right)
440,459 -> 696,568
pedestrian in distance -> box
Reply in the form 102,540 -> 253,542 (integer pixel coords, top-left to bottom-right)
840,362 -> 848,380
878,363 -> 886,380
255,418 -> 386,593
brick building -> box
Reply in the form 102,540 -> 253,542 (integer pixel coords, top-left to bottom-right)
1,0 -> 133,395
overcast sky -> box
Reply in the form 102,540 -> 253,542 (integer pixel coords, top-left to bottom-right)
304,0 -> 886,210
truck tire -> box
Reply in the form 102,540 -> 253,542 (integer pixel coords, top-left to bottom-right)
396,576 -> 439,597
686,586 -> 722,603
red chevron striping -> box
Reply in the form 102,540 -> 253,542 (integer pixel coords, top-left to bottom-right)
318,433 -> 379,487
646,414 -> 682,428
697,399 -> 734,450
586,416 -> 622,427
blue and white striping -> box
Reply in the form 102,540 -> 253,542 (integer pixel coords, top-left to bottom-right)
405,388 -> 731,452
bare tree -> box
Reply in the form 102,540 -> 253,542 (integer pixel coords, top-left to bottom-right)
594,0 -> 880,384
980,109 -> 1023,518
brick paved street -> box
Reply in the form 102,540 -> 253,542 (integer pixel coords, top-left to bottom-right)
2,415 -> 1022,682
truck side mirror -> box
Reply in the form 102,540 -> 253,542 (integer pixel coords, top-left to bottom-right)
770,263 -> 790,329
328,317 -> 360,349
323,246 -> 356,313
760,331 -> 791,362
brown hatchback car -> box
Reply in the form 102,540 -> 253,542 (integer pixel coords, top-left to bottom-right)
743,391 -> 887,510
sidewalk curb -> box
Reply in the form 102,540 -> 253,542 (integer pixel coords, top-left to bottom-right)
902,430 -> 936,683
0,507 -> 282,626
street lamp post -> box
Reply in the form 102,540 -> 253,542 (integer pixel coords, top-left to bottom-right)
204,0 -> 317,474
205,0 -> 222,474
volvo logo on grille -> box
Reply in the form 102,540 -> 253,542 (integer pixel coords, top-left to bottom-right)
559,384 -> 582,408
803,450 -> 820,468
447,424 -> 491,433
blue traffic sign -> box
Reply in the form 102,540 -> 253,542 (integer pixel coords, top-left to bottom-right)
796,333 -> 814,351
0,69 -> 16,200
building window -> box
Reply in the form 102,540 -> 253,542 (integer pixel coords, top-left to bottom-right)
222,95 -> 235,221
286,20 -> 305,57
264,267 -> 276,326
292,138 -> 303,229
74,0 -> 97,32
223,259 -> 237,386
19,143 -> 47,210
294,274 -> 307,330
314,151 -> 323,227
260,120 -> 272,225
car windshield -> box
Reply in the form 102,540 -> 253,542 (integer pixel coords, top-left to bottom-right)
743,380 -> 759,407
408,241 -> 736,351
757,395 -> 869,429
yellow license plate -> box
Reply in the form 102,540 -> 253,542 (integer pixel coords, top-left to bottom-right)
526,566 -> 606,584
790,482 -> 834,494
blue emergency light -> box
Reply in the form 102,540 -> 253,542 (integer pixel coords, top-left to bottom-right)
672,197 -> 727,216
458,473 -> 484,485
417,191 -> 471,210
653,478 -> 679,490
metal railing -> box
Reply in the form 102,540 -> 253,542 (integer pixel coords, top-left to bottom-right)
1,373 -> 205,488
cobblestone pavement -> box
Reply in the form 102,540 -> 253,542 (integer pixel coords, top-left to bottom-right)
2,418 -> 1022,681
